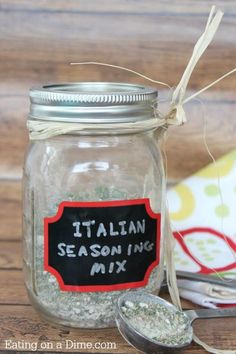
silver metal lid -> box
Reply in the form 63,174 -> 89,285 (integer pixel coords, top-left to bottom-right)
29,82 -> 158,123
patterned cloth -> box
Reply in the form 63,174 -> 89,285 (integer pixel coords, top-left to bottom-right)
168,150 -> 236,307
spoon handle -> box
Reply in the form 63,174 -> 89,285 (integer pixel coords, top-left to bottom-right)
163,270 -> 236,288
186,307 -> 236,323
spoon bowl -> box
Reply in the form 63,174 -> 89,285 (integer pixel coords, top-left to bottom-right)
116,291 -> 236,354
116,291 -> 193,354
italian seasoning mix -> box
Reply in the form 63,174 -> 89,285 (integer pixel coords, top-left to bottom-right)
121,299 -> 192,346
23,83 -> 165,328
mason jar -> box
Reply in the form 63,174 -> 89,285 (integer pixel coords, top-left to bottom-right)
23,82 -> 166,328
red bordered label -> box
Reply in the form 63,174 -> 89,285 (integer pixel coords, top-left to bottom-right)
44,199 -> 161,292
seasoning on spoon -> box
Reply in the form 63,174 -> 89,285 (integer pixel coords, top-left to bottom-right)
120,297 -> 193,347
122,301 -> 192,345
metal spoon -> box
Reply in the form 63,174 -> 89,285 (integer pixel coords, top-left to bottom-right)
163,269 -> 236,288
116,291 -> 236,354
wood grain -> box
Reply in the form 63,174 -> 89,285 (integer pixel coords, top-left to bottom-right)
0,95 -> 27,179
0,181 -> 21,240
0,3 -> 236,352
1,91 -> 236,180
0,241 -> 22,269
0,270 -> 27,305
0,242 -> 235,353
2,0 -> 236,14
1,1 -> 236,180
0,296 -> 235,353
1,9 -> 235,90
0,305 -> 133,353
165,95 -> 236,180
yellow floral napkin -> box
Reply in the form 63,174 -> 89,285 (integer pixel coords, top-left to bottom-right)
168,150 -> 236,307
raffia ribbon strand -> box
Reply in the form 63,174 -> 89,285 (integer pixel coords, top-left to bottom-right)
28,6 -> 236,140
27,6 -> 236,354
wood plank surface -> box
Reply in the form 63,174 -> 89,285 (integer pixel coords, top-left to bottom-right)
0,271 -> 236,354
1,0 -> 236,181
1,7 -> 236,90
0,270 -> 27,305
1,2 -> 236,353
0,305 -> 133,353
0,242 -> 22,269
0,306 -> 225,353
0,183 -> 235,353
1,91 -> 236,180
0,183 -> 236,353
1,0 -> 235,89
0,181 -> 21,240
2,0 -> 236,14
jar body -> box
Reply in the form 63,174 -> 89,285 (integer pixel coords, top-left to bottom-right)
23,130 -> 165,328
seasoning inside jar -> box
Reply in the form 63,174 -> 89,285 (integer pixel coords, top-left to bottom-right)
23,82 -> 166,328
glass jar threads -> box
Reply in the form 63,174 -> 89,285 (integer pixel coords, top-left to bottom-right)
23,82 -> 166,328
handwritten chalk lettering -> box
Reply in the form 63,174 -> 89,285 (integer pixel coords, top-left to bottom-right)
90,263 -> 106,276
133,241 -> 154,253
116,260 -> 127,273
127,244 -> 132,256
90,244 -> 122,257
97,222 -> 107,237
57,243 -> 76,257
90,260 -> 127,276
72,219 -> 146,238
57,242 -> 154,258
73,220 -> 96,238
119,220 -> 127,235
57,243 -> 122,257
78,246 -> 88,257
127,241 -> 154,256
46,200 -> 160,289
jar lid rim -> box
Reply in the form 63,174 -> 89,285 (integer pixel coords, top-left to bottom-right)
30,82 -> 158,106
29,82 -> 158,124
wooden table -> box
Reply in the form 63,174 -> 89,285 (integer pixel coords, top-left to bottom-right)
1,1 -> 236,352
0,181 -> 236,353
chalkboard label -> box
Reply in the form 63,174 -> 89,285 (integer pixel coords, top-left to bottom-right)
44,199 -> 161,292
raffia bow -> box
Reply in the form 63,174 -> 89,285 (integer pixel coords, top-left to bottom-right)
27,6 -> 236,354
28,7 -> 236,139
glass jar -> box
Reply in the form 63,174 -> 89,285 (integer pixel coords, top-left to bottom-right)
23,82 -> 166,328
